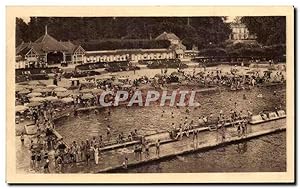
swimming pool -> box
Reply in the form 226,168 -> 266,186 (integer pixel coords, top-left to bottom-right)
54,84 -> 286,146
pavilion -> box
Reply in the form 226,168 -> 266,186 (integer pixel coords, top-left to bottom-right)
16,26 -> 85,68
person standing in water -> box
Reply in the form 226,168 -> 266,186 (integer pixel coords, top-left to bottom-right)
94,145 -> 99,165
192,129 -> 198,148
106,125 -> 111,142
155,140 -> 160,157
123,156 -> 129,169
145,141 -> 150,158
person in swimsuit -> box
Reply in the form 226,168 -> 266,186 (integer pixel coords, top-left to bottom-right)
122,155 -> 128,169
36,151 -> 42,171
85,140 -> 90,164
94,145 -> 99,165
55,155 -> 63,173
20,132 -> 25,145
106,125 -> 111,142
237,121 -> 242,136
44,158 -> 50,173
145,141 -> 150,158
155,140 -> 160,157
31,151 -> 36,170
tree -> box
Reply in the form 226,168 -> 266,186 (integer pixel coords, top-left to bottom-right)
15,18 -> 28,46
16,17 -> 232,49
241,16 -> 286,45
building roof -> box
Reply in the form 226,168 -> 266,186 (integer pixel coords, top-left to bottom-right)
155,32 -> 180,41
59,41 -> 81,53
86,48 -> 174,56
16,32 -> 83,56
33,33 -> 68,52
169,43 -> 187,51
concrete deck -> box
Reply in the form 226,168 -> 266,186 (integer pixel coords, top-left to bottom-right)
16,116 -> 286,174
61,118 -> 286,173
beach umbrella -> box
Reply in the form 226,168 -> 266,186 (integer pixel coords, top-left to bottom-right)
46,84 -> 57,89
26,92 -> 42,97
23,85 -> 36,89
81,93 -> 94,100
32,88 -> 46,93
61,97 -> 74,103
56,91 -> 71,97
25,102 -> 42,107
15,105 -> 29,113
80,89 -> 92,93
91,88 -> 104,94
112,81 -> 123,86
29,97 -> 46,102
41,88 -> 53,93
18,89 -> 31,94
15,85 -> 28,92
54,87 -> 67,92
28,81 -> 40,85
45,96 -> 59,102
18,81 -> 29,85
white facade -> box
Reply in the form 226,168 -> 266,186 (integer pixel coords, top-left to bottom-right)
229,23 -> 256,41
84,49 -> 176,63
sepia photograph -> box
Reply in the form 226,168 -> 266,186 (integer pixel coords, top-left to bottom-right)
6,6 -> 294,183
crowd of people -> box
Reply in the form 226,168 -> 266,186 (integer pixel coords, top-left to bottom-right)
16,65 -> 286,173
23,98 -> 257,174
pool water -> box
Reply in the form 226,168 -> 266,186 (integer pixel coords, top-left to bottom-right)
54,84 -> 286,145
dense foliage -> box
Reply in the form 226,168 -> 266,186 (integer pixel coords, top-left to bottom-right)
198,42 -> 286,58
240,16 -> 286,45
16,17 -> 231,49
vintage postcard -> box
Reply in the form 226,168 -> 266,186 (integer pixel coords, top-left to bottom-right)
6,6 -> 294,183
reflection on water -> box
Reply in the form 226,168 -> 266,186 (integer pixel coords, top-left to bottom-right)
124,132 -> 286,173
